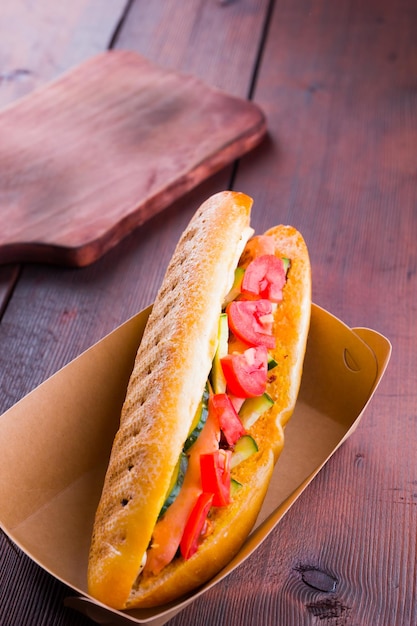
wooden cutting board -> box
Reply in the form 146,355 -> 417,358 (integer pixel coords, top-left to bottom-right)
0,50 -> 266,267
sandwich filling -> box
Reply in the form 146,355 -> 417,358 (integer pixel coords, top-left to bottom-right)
140,235 -> 290,577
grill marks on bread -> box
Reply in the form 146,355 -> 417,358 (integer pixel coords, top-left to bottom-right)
87,192 -> 253,609
95,243 -> 199,523
126,222 -> 311,609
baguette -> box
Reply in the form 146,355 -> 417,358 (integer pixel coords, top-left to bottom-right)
87,191 -> 311,609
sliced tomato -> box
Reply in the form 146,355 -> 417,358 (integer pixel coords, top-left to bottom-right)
228,394 -> 246,414
180,492 -> 214,560
220,346 -> 268,398
210,394 -> 246,446
144,401 -> 220,575
241,255 -> 286,302
200,449 -> 232,507
239,235 -> 276,268
226,299 -> 275,349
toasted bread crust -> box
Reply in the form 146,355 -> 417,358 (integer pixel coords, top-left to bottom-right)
87,192 -> 253,608
262,225 -> 312,448
125,224 -> 311,608
88,192 -> 311,610
127,448 -> 274,608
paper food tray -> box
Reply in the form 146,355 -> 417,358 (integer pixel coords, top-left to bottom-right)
0,303 -> 391,625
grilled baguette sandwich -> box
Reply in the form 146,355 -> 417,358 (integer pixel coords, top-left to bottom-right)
87,191 -> 311,609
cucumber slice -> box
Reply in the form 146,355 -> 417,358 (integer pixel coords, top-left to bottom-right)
159,452 -> 188,517
282,257 -> 291,275
230,477 -> 243,496
238,393 -> 274,429
184,385 -> 209,451
231,435 -> 258,469
267,354 -> 278,370
210,313 -> 229,394
223,266 -> 245,306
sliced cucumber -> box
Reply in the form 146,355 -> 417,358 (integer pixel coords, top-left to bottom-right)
223,266 -> 245,306
231,435 -> 258,469
282,257 -> 291,275
184,385 -> 209,451
238,393 -> 274,429
268,354 -> 278,370
159,452 -> 188,517
210,313 -> 229,394
230,477 -> 243,496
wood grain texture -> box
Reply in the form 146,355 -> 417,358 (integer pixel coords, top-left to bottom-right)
0,50 -> 265,267
115,0 -> 271,95
0,0 -> 129,109
0,265 -> 20,318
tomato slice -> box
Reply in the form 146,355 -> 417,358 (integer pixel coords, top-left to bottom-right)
229,394 -> 246,413
210,394 -> 245,446
220,346 -> 268,398
241,255 -> 286,302
180,492 -> 214,560
144,400 -> 220,575
226,299 -> 275,349
200,450 -> 232,507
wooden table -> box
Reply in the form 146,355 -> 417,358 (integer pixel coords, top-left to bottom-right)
0,1 -> 415,624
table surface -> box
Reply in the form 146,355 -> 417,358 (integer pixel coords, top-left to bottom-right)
0,2 -> 415,625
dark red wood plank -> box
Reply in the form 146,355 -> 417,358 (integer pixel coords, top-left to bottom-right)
0,265 -> 20,318
0,0 -> 129,109
115,0 -> 271,95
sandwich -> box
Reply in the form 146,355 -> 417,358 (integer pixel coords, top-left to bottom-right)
87,190 -> 311,609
